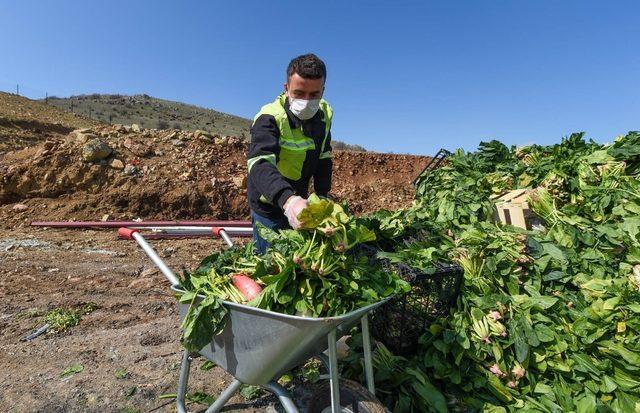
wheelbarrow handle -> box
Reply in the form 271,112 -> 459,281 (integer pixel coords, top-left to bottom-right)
118,227 -> 182,287
212,226 -> 235,247
117,227 -> 238,287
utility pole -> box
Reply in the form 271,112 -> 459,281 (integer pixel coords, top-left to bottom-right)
45,92 -> 48,104
16,84 -> 19,96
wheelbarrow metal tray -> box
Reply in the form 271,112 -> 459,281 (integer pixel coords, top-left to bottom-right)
173,287 -> 388,385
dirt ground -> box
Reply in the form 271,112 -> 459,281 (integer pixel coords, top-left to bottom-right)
0,228 -> 317,413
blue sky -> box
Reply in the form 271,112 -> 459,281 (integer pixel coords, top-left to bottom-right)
0,0 -> 638,155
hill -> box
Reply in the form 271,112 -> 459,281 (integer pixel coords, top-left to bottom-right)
0,123 -> 426,226
45,93 -> 251,138
0,92 -> 98,152
44,93 -> 366,151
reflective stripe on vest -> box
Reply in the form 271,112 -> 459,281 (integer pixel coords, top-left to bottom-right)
247,153 -> 276,173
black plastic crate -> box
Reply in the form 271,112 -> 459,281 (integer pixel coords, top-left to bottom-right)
371,260 -> 463,357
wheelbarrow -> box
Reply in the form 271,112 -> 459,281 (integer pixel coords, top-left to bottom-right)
119,225 -> 388,413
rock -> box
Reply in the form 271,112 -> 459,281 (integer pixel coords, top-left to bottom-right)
171,139 -> 185,147
101,214 -> 111,222
128,277 -> 155,289
232,175 -> 247,189
123,138 -> 152,157
140,267 -> 158,277
110,159 -> 125,170
82,139 -> 112,162
164,131 -> 177,140
70,129 -> 98,144
214,136 -> 228,145
12,203 -> 28,212
123,165 -> 138,176
131,124 -> 141,132
195,130 -> 213,141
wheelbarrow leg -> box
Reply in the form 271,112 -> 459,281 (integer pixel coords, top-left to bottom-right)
263,381 -> 300,413
176,351 -> 192,413
361,315 -> 376,394
204,379 -> 243,413
327,329 -> 341,413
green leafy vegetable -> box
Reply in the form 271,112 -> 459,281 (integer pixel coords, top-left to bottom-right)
354,131 -> 640,412
176,194 -> 409,352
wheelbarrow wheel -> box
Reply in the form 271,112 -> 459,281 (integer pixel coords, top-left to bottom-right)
307,379 -> 386,413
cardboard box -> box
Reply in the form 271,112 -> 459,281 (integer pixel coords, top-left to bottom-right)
492,188 -> 541,230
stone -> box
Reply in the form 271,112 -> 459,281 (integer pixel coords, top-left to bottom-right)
171,139 -> 185,147
123,138 -> 152,157
232,175 -> 247,189
123,165 -> 138,176
110,159 -> 125,170
128,278 -> 154,289
82,138 -> 112,162
140,267 -> 158,277
101,214 -> 111,222
12,203 -> 28,212
131,124 -> 141,132
70,129 -> 98,144
164,131 -> 177,140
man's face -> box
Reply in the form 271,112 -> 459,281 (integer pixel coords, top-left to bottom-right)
284,73 -> 324,101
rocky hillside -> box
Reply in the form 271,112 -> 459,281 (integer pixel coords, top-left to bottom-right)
43,93 -> 367,151
45,94 -> 251,138
0,92 -> 98,152
0,123 -> 429,228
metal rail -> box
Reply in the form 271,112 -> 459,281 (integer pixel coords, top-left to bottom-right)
412,148 -> 452,186
31,219 -> 252,228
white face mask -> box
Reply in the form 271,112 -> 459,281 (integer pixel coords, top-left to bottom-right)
288,96 -> 321,120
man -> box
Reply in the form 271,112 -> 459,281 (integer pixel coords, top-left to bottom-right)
247,53 -> 333,253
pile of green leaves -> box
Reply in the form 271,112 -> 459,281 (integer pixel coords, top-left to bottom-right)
178,194 -> 409,352
360,132 -> 640,412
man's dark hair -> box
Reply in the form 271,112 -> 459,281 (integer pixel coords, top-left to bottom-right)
287,54 -> 327,82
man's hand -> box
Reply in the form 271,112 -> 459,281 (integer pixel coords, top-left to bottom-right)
283,195 -> 308,229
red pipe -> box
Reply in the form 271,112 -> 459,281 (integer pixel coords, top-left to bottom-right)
31,220 -> 252,228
